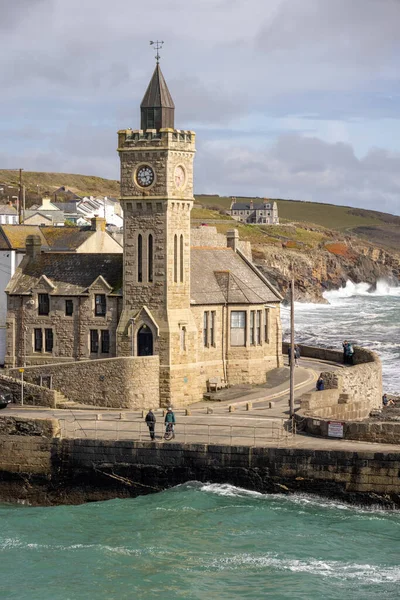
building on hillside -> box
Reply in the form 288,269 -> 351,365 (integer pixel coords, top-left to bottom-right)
0,217 -> 122,365
0,204 -> 18,225
24,196 -> 65,226
229,199 -> 279,224
5,61 -> 283,407
77,196 -> 123,228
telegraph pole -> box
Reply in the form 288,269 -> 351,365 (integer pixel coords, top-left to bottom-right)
289,275 -> 295,418
18,168 -> 24,224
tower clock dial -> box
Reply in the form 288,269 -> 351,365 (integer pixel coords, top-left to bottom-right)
174,165 -> 185,189
136,165 -> 155,188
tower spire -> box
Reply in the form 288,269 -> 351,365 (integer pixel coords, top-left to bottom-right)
140,50 -> 175,130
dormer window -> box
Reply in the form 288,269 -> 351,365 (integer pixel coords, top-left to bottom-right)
38,293 -> 49,316
95,294 -> 106,316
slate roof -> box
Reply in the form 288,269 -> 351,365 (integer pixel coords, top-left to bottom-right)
7,244 -> 281,305
0,225 -> 96,251
7,254 -> 123,295
190,247 -> 281,304
24,209 -> 65,222
0,204 -> 17,215
231,202 -> 273,211
141,64 -> 175,109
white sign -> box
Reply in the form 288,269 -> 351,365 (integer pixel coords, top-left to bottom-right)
328,421 -> 344,438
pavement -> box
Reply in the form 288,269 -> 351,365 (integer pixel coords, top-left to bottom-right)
4,357 -> 398,453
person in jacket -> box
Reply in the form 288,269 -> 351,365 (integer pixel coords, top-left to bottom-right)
343,341 -> 354,365
145,408 -> 156,440
164,407 -> 176,438
316,377 -> 325,391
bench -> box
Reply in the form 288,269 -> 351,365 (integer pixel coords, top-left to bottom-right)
207,377 -> 227,392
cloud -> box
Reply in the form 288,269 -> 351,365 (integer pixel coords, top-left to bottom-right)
1,0 -> 400,214
196,133 -> 400,215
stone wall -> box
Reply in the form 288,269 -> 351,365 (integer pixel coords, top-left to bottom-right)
0,429 -> 399,505
296,413 -> 400,444
191,226 -> 252,260
8,356 -> 160,409
283,342 -> 382,412
0,372 -> 57,407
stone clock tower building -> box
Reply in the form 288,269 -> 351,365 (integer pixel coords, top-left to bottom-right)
116,62 -> 199,405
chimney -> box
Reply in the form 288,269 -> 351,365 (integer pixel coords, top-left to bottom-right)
227,229 -> 239,252
91,216 -> 106,232
42,195 -> 52,209
26,235 -> 42,259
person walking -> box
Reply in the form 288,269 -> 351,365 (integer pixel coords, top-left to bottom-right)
164,407 -> 176,439
294,344 -> 301,367
316,376 -> 325,391
145,408 -> 156,440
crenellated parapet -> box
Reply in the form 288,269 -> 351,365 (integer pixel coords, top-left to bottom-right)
118,128 -> 196,153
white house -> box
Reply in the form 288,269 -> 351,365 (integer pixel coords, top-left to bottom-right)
0,204 -> 18,225
77,196 -> 123,228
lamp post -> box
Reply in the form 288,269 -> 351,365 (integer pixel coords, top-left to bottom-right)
289,275 -> 295,418
19,368 -> 25,406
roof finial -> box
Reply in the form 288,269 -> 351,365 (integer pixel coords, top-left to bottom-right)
149,40 -> 164,64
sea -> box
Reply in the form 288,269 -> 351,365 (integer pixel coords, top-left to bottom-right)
1,483 -> 399,600
282,279 -> 400,395
1,280 -> 400,599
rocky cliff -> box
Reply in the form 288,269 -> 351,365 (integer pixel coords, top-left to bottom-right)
253,236 -> 400,303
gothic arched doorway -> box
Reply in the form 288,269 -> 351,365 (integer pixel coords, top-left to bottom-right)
137,324 -> 153,356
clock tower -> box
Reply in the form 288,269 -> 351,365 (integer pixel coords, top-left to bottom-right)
117,61 -> 199,406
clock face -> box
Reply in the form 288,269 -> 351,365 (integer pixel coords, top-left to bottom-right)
136,165 -> 155,188
174,165 -> 185,189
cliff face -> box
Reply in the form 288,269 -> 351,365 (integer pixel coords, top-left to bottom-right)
254,240 -> 400,303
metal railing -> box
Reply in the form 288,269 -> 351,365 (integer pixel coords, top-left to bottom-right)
59,416 -> 295,446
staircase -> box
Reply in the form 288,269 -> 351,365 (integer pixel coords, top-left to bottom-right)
54,391 -> 80,409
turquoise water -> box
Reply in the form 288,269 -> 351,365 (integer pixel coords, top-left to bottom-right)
1,483 -> 399,600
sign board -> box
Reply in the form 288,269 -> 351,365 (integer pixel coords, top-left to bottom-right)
18,368 -> 25,373
328,421 -> 344,438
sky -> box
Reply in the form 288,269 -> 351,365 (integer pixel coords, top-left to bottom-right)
1,0 -> 400,214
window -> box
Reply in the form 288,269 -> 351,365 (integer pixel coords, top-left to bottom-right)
203,311 -> 209,347
180,326 -> 186,352
265,308 -> 269,343
174,234 -> 178,283
65,299 -> 73,316
38,293 -> 49,315
101,330 -> 110,354
250,311 -> 255,345
148,234 -> 153,283
138,234 -> 143,282
34,328 -> 53,352
90,329 -> 99,353
95,294 -> 106,316
231,311 -> 246,346
211,311 -> 216,347
34,328 -> 42,352
256,310 -> 262,345
180,234 -> 184,283
45,329 -> 53,352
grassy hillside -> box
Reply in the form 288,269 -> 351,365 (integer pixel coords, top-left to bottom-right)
194,194 -> 400,232
0,170 -> 120,198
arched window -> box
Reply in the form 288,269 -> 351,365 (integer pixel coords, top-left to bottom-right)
148,234 -> 153,283
137,234 -> 143,283
180,234 -> 184,283
174,234 -> 178,283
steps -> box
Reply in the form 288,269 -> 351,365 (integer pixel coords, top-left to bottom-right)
54,391 -> 79,409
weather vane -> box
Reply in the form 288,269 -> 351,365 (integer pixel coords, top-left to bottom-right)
150,40 -> 164,63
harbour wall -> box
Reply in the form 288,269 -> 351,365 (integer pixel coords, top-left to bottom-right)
0,417 -> 399,507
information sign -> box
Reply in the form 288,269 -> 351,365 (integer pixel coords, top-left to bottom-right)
328,421 -> 344,438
